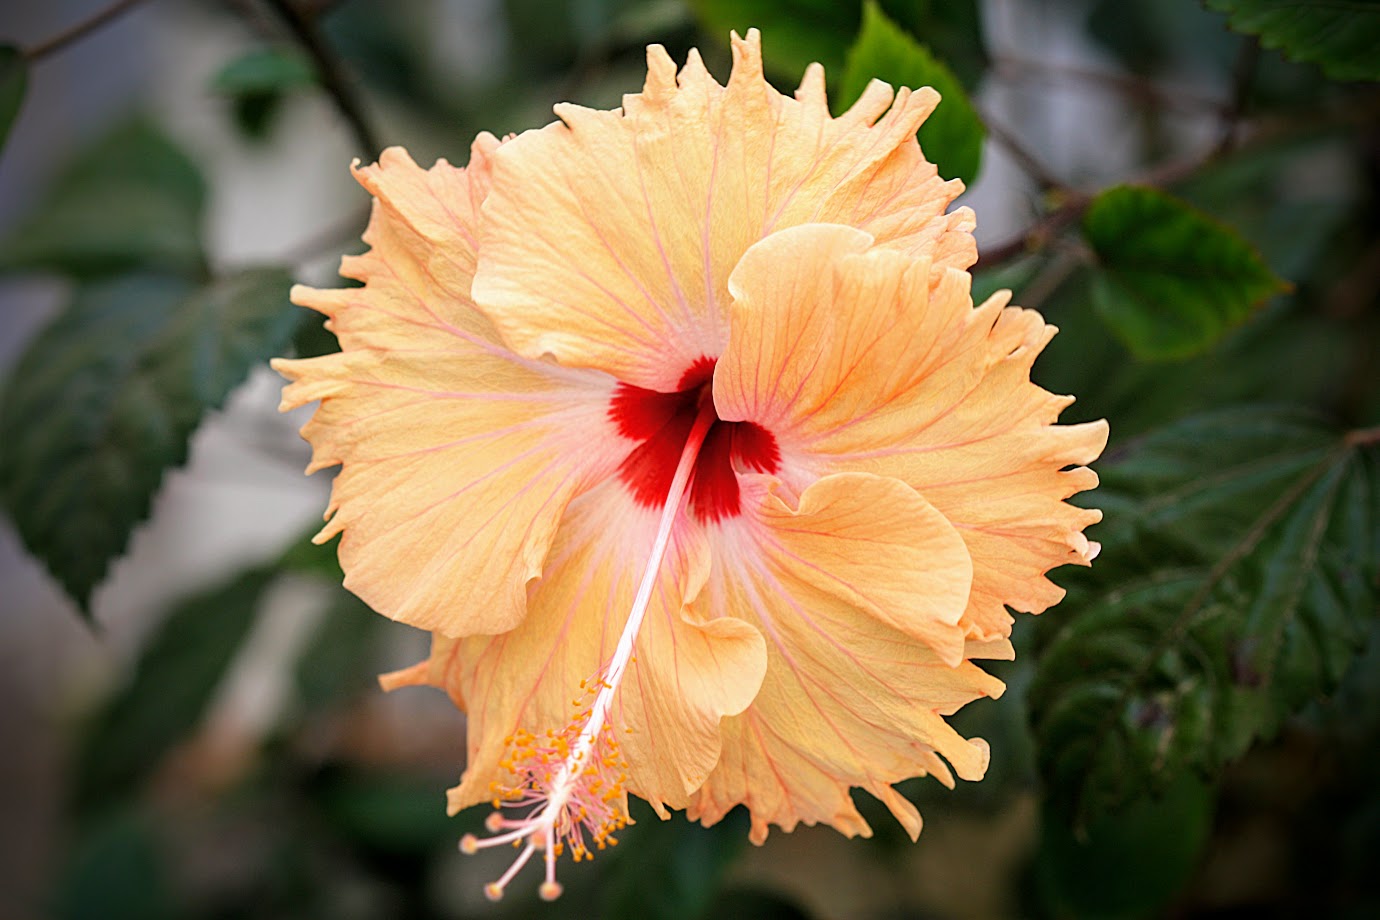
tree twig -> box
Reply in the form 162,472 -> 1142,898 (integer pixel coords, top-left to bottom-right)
1019,244 -> 1086,309
23,0 -> 148,61
974,90 -> 1377,273
1212,38 -> 1260,159
976,192 -> 1090,270
979,107 -> 1071,193
991,55 -> 1230,116
261,0 -> 380,158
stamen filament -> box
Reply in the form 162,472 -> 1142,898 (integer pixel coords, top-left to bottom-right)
464,395 -> 719,899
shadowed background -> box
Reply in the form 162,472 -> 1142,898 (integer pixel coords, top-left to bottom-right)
1,1 -> 1378,918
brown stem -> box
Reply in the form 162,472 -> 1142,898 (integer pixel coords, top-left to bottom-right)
1212,38 -> 1260,158
976,193 -> 1090,270
1019,246 -> 1085,309
24,0 -> 147,61
261,0 -> 380,158
979,107 -> 1070,193
991,55 -> 1230,115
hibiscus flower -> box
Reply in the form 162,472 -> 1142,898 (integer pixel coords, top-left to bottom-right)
274,30 -> 1106,901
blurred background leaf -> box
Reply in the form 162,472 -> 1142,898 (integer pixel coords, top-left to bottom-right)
1205,0 -> 1380,82
1031,409 -> 1378,825
0,119 -> 207,280
210,47 -> 317,141
0,269 -> 297,614
72,568 -> 272,815
837,1 -> 984,186
1082,185 -> 1288,360
688,0 -> 984,88
689,0 -> 867,79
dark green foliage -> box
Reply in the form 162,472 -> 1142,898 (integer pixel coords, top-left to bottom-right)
0,269 -> 297,614
601,802 -> 749,920
837,2 -> 984,186
689,0 -> 984,87
690,0 -> 871,79
293,591 -> 385,709
210,47 -> 316,140
51,811 -> 174,920
1083,185 -> 1289,360
0,44 -> 25,154
0,119 -> 208,279
211,47 -> 316,95
311,768 -> 460,856
706,888 -> 815,920
1206,0 -> 1380,82
1031,408 -> 1379,824
72,569 -> 273,814
1035,774 -> 1216,920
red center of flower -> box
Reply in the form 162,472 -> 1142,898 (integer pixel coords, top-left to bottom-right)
609,357 -> 779,522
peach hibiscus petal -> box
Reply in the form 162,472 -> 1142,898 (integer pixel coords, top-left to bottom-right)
408,483 -> 766,817
471,29 -> 972,391
683,472 -> 999,843
714,223 -> 1107,642
274,145 -> 627,636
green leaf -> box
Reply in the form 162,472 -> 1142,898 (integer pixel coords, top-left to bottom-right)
211,48 -> 317,140
688,0 -> 985,87
1082,185 -> 1288,361
837,2 -> 984,186
1030,408 -> 1379,825
211,47 -> 316,95
72,568 -> 272,814
280,527 -> 344,581
290,302 -> 342,359
1206,0 -> 1380,82
0,268 -> 298,614
689,0 -> 864,79
0,119 -> 207,279
0,44 -> 26,154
